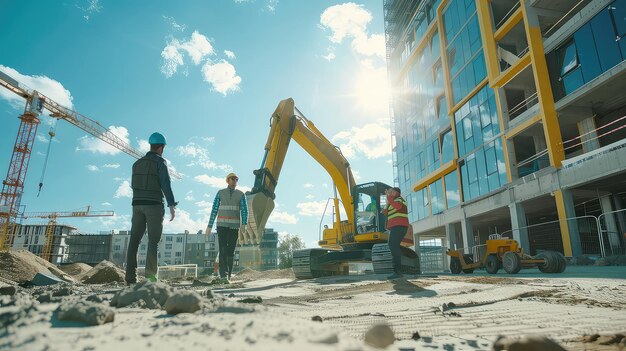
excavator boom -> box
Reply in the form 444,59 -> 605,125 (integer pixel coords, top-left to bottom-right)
242,98 -> 356,244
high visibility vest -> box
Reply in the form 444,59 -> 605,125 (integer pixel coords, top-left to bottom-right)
216,188 -> 244,229
387,197 -> 408,220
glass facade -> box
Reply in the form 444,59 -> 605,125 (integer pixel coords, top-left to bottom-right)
390,0 -> 508,223
548,0 -> 626,100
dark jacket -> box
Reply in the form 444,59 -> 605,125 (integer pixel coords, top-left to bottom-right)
131,151 -> 177,207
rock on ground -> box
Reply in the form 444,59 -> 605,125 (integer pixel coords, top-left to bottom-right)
0,250 -> 74,284
56,300 -> 114,326
110,281 -> 173,309
364,323 -> 395,349
58,263 -> 92,279
493,336 -> 567,351
81,261 -> 125,284
163,290 -> 203,314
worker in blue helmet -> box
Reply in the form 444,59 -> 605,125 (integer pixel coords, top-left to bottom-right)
125,132 -> 178,284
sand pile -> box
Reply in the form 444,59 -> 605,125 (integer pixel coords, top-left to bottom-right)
58,263 -> 92,279
81,261 -> 125,284
235,268 -> 295,281
0,250 -> 74,284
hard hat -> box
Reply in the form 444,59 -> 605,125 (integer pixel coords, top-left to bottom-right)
226,172 -> 238,181
148,132 -> 167,145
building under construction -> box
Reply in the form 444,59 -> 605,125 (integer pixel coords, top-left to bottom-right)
385,0 -> 626,267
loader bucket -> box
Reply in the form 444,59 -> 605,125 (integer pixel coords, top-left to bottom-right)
240,193 -> 275,245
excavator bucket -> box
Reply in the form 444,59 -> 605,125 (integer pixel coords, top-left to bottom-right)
240,193 -> 275,245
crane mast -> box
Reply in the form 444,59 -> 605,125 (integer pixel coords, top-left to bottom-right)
0,70 -> 177,252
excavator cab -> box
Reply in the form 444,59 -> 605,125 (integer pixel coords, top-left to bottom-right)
353,182 -> 389,235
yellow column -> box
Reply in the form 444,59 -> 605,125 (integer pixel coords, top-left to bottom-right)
521,0 -> 565,167
476,0 -> 499,84
553,190 -> 573,257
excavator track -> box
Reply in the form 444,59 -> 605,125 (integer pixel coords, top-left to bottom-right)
372,244 -> 420,275
293,248 -> 330,279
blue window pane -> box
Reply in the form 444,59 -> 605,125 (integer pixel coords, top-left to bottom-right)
562,68 -> 584,95
479,101 -> 491,129
489,96 -> 500,131
488,172 -> 500,192
444,171 -> 460,208
460,162 -> 470,201
495,138 -> 508,186
473,53 -> 486,83
441,130 -> 454,164
590,10 -> 622,72
467,156 -> 477,183
574,24 -> 602,82
559,41 -> 578,76
485,145 -> 497,175
475,149 -> 489,195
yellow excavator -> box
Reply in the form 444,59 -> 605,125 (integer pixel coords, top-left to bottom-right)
241,98 -> 420,279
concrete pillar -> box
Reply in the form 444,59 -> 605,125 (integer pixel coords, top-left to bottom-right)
444,223 -> 458,271
613,197 -> 626,246
600,195 -> 621,251
460,217 -> 475,254
509,202 -> 530,252
554,189 -> 582,256
577,116 -> 600,153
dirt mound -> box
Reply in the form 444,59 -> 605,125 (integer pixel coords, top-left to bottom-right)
58,263 -> 92,279
81,261 -> 125,284
0,250 -> 74,284
234,268 -> 294,281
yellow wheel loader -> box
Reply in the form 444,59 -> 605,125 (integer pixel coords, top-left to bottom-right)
240,98 -> 420,279
446,235 -> 566,274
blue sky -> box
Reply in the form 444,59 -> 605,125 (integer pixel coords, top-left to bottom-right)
0,0 -> 393,247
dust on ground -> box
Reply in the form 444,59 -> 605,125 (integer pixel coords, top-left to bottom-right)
265,279 -> 432,305
233,267 -> 295,281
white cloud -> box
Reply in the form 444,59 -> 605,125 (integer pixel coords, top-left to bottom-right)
160,44 -> 184,78
320,3 -> 372,43
268,210 -> 298,225
319,3 -> 385,61
114,180 -> 132,198
185,190 -> 195,201
163,208 -> 206,233
96,214 -> 131,232
160,31 -> 215,77
0,65 -> 74,110
224,50 -> 236,59
305,194 -> 315,199
201,60 -> 242,95
138,139 -> 150,153
296,200 -> 328,217
303,183 -> 314,188
102,163 -> 120,169
332,121 -> 391,159
86,164 -> 99,172
101,202 -> 112,207
77,0 -> 102,21
194,175 -> 226,188
177,142 -> 231,171
264,0 -> 278,13
163,15 -> 186,32
76,125 -> 130,155
352,169 -> 361,181
322,50 -> 336,61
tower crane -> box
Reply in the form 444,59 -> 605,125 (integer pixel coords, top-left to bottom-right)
19,206 -> 115,262
0,70 -> 180,252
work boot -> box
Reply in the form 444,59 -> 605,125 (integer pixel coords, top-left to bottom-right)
226,256 -> 234,280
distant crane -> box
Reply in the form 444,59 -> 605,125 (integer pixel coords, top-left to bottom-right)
0,70 -> 181,252
19,206 -> 115,262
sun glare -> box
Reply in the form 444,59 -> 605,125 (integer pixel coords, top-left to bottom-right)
353,65 -> 390,118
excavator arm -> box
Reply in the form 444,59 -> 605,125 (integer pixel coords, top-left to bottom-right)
241,98 -> 356,244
